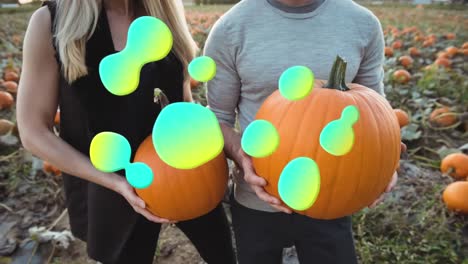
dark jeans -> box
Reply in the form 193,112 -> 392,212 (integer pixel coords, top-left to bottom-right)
231,198 -> 358,264
108,204 -> 236,264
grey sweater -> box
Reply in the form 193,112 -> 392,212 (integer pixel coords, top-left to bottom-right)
204,0 -> 385,212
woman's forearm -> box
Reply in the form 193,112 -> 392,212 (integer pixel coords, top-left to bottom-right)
22,127 -> 124,192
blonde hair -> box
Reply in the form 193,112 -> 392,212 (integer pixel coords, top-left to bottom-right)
53,0 -> 197,83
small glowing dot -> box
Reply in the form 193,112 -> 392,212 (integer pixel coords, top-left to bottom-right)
319,105 -> 359,156
241,120 -> 280,158
188,56 -> 216,82
126,162 -> 154,189
152,102 -> 224,169
89,132 -> 131,172
279,66 -> 315,101
278,157 -> 321,211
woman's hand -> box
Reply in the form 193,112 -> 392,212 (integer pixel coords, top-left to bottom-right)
238,149 -> 292,214
113,176 -> 177,224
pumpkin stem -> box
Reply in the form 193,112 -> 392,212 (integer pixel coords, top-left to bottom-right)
154,88 -> 170,109
324,55 -> 350,91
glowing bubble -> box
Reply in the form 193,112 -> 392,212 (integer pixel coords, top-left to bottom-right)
126,162 -> 154,189
90,132 -> 131,172
319,105 -> 359,156
279,66 -> 315,101
188,56 -> 216,82
278,157 -> 321,211
241,120 -> 279,158
99,16 -> 173,96
152,102 -> 224,169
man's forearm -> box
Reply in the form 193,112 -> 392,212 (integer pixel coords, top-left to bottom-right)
220,123 -> 245,166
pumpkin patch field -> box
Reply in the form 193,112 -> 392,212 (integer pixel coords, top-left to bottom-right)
0,3 -> 467,264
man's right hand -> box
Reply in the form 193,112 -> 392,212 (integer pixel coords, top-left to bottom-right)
238,149 -> 292,214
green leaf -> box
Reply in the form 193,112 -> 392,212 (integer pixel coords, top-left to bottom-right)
401,124 -> 422,141
436,146 -> 462,159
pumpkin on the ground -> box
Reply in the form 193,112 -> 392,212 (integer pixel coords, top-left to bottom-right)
392,40 -> 403,49
434,57 -> 451,68
251,56 -> 401,219
398,55 -> 414,68
394,109 -> 410,128
393,69 -> 411,84
0,91 -> 14,110
2,81 -> 18,94
190,77 -> 200,89
43,161 -> 62,176
408,47 -> 421,57
429,107 -> 457,127
384,47 -> 394,57
4,71 -> 19,82
443,182 -> 468,214
0,119 -> 14,136
445,46 -> 458,57
440,153 -> 468,180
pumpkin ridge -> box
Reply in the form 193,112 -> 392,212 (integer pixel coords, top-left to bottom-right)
340,93 -> 366,214
316,92 -> 342,217
357,91 -> 389,207
307,90 -> 332,214
266,96 -> 293,192
266,96 -> 296,195
283,93 -> 321,212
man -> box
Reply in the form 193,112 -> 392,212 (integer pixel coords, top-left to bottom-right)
205,0 -> 402,263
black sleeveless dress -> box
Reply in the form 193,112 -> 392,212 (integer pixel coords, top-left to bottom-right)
42,1 -> 184,261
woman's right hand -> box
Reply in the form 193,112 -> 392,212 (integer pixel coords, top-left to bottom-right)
113,176 -> 176,224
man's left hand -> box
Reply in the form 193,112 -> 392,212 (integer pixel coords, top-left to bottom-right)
368,142 -> 406,208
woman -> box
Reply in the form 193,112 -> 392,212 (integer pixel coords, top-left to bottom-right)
16,0 -> 235,263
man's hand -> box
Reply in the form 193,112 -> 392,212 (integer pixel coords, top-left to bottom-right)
368,171 -> 398,208
238,149 -> 292,214
368,142 -> 406,208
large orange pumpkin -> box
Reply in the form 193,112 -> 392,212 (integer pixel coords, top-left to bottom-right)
134,136 -> 228,221
252,56 -> 401,219
133,91 -> 229,221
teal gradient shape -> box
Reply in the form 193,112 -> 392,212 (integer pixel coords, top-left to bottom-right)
99,16 -> 173,96
188,56 -> 216,82
279,66 -> 315,101
126,162 -> 154,189
241,120 -> 280,158
319,105 -> 359,156
89,132 -> 131,172
278,157 -> 321,211
152,102 -> 224,169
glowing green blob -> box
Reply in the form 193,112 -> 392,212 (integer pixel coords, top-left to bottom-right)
188,56 -> 216,82
126,162 -> 154,189
319,105 -> 359,156
152,102 -> 224,169
241,120 -> 279,158
99,16 -> 173,96
278,157 -> 321,211
90,132 -> 131,172
279,66 -> 315,101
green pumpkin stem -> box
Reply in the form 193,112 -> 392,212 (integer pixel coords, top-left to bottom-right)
324,55 -> 350,91
154,88 -> 170,109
